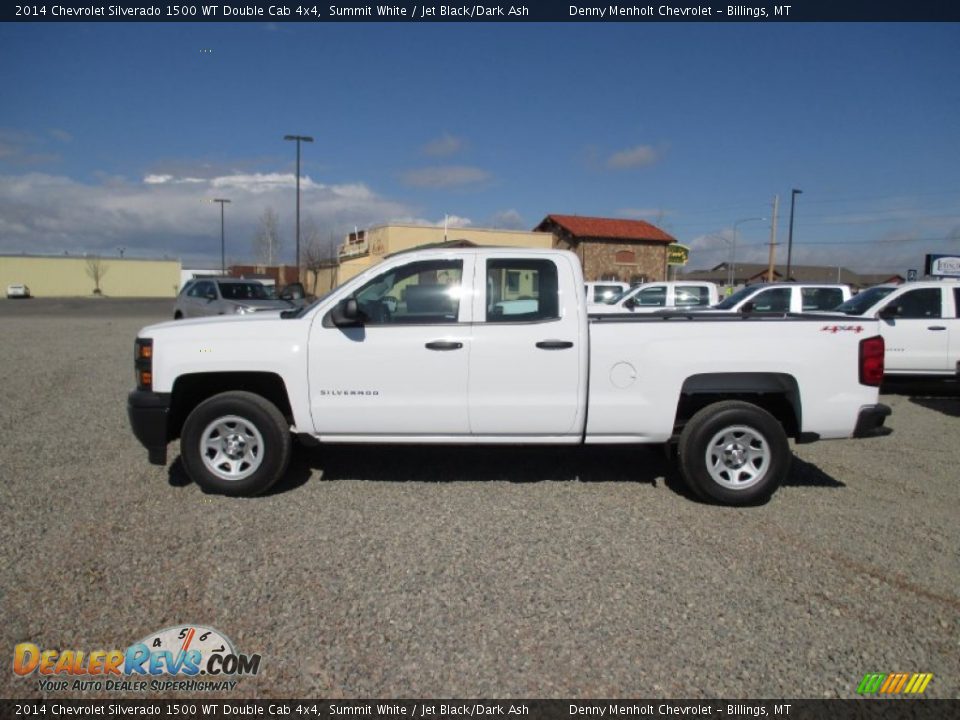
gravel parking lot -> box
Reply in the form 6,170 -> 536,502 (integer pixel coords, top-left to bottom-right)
1,298 -> 957,700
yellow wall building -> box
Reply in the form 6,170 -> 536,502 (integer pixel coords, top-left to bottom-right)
337,224 -> 554,282
0,255 -> 182,297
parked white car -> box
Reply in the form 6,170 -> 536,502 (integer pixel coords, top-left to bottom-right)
712,283 -> 852,314
833,280 -> 960,377
592,281 -> 719,313
6,283 -> 31,299
584,281 -> 629,304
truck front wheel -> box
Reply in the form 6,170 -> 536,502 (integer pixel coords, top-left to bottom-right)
678,401 -> 790,505
181,391 -> 292,496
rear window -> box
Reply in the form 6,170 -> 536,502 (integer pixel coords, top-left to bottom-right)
802,287 -> 844,311
675,286 -> 711,307
487,259 -> 559,322
218,282 -> 271,301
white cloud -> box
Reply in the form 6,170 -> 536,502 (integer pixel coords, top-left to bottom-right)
0,171 -> 413,265
401,165 -> 490,189
389,214 -> 474,229
489,209 -> 525,229
422,133 -> 465,157
606,145 -> 659,170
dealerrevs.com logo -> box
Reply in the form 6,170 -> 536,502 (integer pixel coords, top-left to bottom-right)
13,625 -> 260,693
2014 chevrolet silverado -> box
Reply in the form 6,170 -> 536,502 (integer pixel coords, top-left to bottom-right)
128,247 -> 891,505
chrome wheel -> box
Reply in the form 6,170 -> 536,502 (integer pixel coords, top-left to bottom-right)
199,415 -> 265,482
705,424 -> 770,490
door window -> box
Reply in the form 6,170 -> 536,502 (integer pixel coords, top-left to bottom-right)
634,285 -> 667,307
888,288 -> 941,319
486,259 -> 559,322
675,286 -> 710,307
802,287 -> 844,311
190,281 -> 216,299
749,287 -> 790,312
353,259 -> 463,325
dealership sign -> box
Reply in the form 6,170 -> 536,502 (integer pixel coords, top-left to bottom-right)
667,243 -> 690,266
925,254 -> 960,278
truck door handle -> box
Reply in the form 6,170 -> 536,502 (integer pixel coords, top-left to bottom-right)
536,340 -> 574,350
425,341 -> 463,351
927,326 -> 946,331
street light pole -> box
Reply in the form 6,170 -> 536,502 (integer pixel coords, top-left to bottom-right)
284,134 -> 314,281
786,188 -> 803,281
211,198 -> 231,274
729,217 -> 765,288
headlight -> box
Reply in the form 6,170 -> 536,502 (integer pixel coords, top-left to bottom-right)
233,304 -> 255,315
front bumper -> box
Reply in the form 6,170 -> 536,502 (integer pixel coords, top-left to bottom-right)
128,391 -> 171,465
853,403 -> 892,438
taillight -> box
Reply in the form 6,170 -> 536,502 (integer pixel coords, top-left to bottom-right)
135,338 -> 153,391
859,336 -> 884,386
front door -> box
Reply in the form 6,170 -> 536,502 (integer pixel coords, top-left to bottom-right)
879,287 -> 949,372
308,256 -> 472,437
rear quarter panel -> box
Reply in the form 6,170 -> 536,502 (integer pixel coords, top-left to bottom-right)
586,316 -> 881,441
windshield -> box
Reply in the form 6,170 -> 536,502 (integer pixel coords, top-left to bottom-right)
218,282 -> 272,301
283,288 -> 336,318
713,285 -> 759,310
834,286 -> 896,315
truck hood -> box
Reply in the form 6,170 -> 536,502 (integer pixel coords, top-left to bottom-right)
141,311 -> 296,337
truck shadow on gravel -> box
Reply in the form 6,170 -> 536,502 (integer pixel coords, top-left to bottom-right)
300,444 -> 842,501
168,445 -> 844,500
882,378 -> 960,418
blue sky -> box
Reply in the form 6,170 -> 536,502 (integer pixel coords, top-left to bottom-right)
1,21 -> 958,272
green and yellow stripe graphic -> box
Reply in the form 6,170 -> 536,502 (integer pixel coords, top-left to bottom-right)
857,672 -> 933,695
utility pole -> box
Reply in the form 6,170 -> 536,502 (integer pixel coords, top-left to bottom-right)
284,134 -> 314,281
766,195 -> 779,282
786,188 -> 803,280
211,198 -> 231,275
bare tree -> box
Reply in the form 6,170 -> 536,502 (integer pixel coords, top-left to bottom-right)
252,207 -> 283,266
85,256 -> 109,295
302,218 -> 339,294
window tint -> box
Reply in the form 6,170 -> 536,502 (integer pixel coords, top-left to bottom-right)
888,288 -> 941,319
954,288 -> 960,317
675,286 -> 710,307
353,259 -> 463,325
802,287 -> 844,311
749,287 -> 790,312
634,286 -> 667,307
218,282 -> 271,301
486,259 -> 559,322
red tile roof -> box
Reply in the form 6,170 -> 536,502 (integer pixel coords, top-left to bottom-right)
538,214 -> 676,243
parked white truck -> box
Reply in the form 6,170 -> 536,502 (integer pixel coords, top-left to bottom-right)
128,247 -> 891,505
832,279 -> 960,377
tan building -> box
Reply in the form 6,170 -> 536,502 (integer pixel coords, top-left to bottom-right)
337,224 -> 554,282
534,214 -> 676,283
0,255 -> 181,297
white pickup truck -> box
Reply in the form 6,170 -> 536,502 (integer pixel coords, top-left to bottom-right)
128,247 -> 891,505
833,279 -> 960,377
591,281 -> 720,313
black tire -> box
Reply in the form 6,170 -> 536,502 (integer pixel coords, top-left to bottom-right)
173,311 -> 183,320
677,400 -> 790,506
180,391 -> 292,496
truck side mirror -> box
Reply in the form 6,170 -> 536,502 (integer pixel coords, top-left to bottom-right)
330,297 -> 362,326
878,304 -> 899,320
740,301 -> 755,314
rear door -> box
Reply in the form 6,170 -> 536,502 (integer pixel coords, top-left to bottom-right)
468,254 -> 586,436
878,287 -> 949,372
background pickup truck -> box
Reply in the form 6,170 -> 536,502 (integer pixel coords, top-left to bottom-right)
710,282 -> 852,314
591,280 -> 719,313
128,247 -> 891,506
833,279 -> 960,377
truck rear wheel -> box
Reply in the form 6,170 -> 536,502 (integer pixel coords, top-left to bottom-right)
678,400 -> 789,505
181,391 -> 291,496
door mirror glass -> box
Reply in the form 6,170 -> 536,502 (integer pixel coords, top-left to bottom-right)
330,297 -> 361,326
